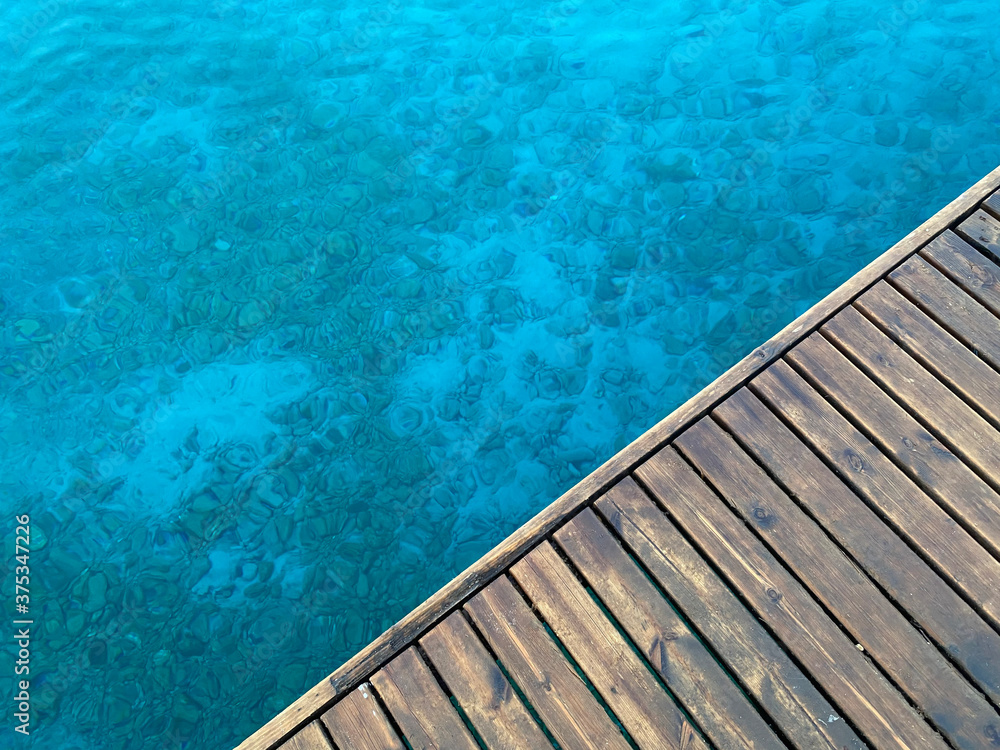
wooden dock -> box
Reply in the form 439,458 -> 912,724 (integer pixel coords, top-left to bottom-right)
239,165 -> 1000,750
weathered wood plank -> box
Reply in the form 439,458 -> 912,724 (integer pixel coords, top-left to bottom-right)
749,360 -> 1000,629
984,189 -> 1000,218
465,576 -> 632,750
822,304 -> 1000,487
419,612 -> 549,750
924,229 -> 1000,316
369,648 -> 479,750
320,684 -> 405,750
888,255 -> 1000,369
788,333 -> 1000,559
675,417 -> 1000,749
596,477 -> 866,750
956,209 -> 1000,265
511,542 -> 708,750
279,722 -> 332,750
854,281 -> 1000,428
553,508 -> 786,750
715,387 -> 1000,705
636,446 -> 949,750
235,165 -> 1000,750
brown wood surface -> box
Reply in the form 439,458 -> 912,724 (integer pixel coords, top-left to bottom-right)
553,507 -> 786,750
636,446 -> 949,750
279,722 -> 331,750
596,477 -> 867,750
675,417 -> 1000,749
750,360 -> 1000,629
889,254 -> 1000,369
320,684 -> 405,750
714,387 -> 1000,705
854,281 -> 1000,428
822,304 -> 1000,487
956,209 -> 1000,264
924,228 -> 1000,315
235,166 -> 1000,750
369,648 -> 479,750
465,575 -> 632,750
511,542 -> 707,750
419,612 -> 550,750
788,333 -> 1000,559
984,189 -> 1000,217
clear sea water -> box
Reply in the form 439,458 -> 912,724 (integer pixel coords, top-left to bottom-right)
0,0 -> 997,747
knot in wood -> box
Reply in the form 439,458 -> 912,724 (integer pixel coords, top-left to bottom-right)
752,507 -> 768,520
984,723 -> 1000,745
765,587 -> 782,603
845,449 -> 864,472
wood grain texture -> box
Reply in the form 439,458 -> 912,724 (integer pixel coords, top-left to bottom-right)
279,722 -> 332,750
889,255 -> 1000,370
788,333 -> 1000,559
749,360 -> 1000,629
924,228 -> 1000,315
465,575 -> 632,750
511,542 -> 707,750
855,281 -> 1000,428
984,189 -> 1000,218
956,209 -> 1000,266
596,477 -> 866,750
822,304 -> 1000,487
636,446 -> 949,750
554,508 -> 786,750
369,648 -> 479,750
235,165 -> 1000,750
320,684 -> 404,750
715,387 -> 1000,705
675,417 -> 1000,749
419,612 -> 549,750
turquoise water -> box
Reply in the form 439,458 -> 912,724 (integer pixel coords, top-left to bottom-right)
0,0 -> 997,747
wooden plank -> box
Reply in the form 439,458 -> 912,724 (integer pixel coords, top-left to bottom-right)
788,333 -> 1000,559
553,508 -> 786,750
320,684 -> 404,750
888,254 -> 1000,369
984,189 -> 1000,217
279,722 -> 332,750
369,648 -> 479,750
854,281 -> 1000,428
635,446 -> 950,750
596,477 -> 867,750
675,417 -> 1000,749
465,576 -> 632,750
822,304 -> 1000,486
419,612 -> 550,750
511,542 -> 707,750
235,164 -> 1000,750
749,360 -> 1000,630
715,387 -> 1000,705
924,228 -> 1000,315
956,209 -> 1000,265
